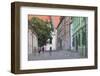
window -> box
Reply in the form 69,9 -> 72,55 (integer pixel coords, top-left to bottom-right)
50,37 -> 52,44
72,37 -> 75,47
82,29 -> 86,45
78,33 -> 80,46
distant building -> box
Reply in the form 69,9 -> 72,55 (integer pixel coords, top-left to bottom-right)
71,17 -> 88,57
44,20 -> 57,51
56,16 -> 72,50
44,31 -> 57,51
28,24 -> 38,54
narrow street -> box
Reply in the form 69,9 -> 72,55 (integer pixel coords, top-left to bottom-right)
28,50 -> 82,61
28,16 -> 88,61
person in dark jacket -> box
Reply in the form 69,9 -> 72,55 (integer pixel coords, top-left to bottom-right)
49,47 -> 52,56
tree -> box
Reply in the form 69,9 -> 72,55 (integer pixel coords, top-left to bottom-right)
30,17 -> 52,47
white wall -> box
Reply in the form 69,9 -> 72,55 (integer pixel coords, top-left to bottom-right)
45,31 -> 57,51
28,29 -> 38,54
0,0 -> 100,76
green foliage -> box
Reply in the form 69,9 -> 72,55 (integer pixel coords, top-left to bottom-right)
30,17 -> 52,47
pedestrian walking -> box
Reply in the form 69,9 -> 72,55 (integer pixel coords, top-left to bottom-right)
42,47 -> 44,53
38,47 -> 41,54
49,47 -> 52,56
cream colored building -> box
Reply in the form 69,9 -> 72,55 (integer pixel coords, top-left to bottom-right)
56,17 -> 72,50
28,25 -> 38,54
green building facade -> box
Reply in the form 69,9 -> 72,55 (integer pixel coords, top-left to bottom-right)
71,17 -> 88,57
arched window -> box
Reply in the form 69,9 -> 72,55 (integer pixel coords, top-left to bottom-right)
78,33 -> 80,46
72,37 -> 75,47
82,29 -> 86,45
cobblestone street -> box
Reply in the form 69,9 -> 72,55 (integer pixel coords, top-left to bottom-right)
28,50 -> 84,61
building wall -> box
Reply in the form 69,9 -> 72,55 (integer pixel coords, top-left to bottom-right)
28,29 -> 33,54
45,31 -> 57,51
56,17 -> 72,50
44,21 -> 57,51
64,17 -> 72,50
28,26 -> 38,54
71,17 -> 88,57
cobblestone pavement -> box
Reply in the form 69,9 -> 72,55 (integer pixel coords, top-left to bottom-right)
28,50 -> 86,61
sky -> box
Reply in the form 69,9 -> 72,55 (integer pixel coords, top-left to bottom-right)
28,15 -> 61,28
